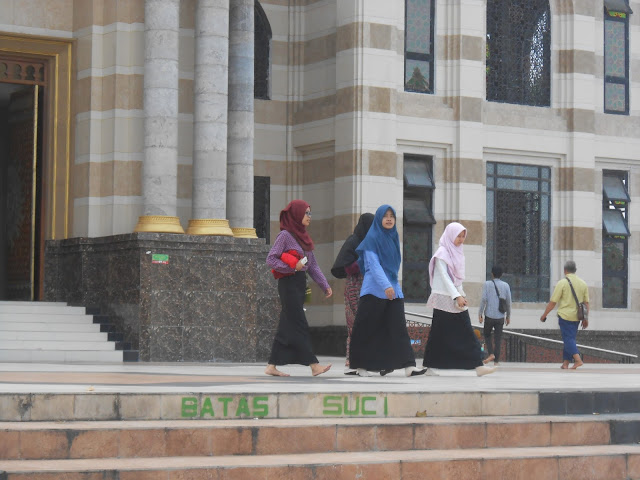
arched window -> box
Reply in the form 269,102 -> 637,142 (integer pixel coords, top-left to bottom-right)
486,0 -> 551,106
254,1 -> 271,100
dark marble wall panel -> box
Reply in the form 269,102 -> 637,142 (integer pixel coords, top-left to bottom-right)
184,291 -> 219,327
145,290 -> 186,327
149,326 -> 183,362
218,292 -> 257,329
213,257 -> 256,293
185,256 -> 219,292
43,251 -> 59,300
213,326 -> 258,362
257,296 -> 280,329
83,252 -> 110,307
44,234 -> 278,362
183,326 -> 217,362
256,327 -> 276,361
60,251 -> 83,303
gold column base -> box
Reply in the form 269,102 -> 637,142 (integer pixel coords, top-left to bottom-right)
186,219 -> 234,236
133,215 -> 185,234
232,227 -> 257,238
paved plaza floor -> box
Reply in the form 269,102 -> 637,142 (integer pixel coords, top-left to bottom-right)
0,357 -> 638,395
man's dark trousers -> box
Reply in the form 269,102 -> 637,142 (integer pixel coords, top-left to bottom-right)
483,317 -> 504,362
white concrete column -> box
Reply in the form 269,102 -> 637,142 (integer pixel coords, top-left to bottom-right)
226,0 -> 256,238
187,0 -> 233,235
135,0 -> 184,233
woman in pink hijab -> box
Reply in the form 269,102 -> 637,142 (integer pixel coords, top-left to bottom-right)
423,222 -> 496,376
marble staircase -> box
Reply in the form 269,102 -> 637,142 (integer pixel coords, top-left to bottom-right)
0,301 -> 136,362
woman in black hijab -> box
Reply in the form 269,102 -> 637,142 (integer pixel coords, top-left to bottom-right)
331,213 -> 374,375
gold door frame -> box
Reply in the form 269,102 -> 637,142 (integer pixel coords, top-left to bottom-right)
31,85 -> 40,300
0,33 -> 73,241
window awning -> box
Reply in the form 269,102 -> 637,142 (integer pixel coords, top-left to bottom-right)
404,159 -> 434,189
404,198 -> 436,225
605,0 -> 633,14
603,175 -> 630,202
603,209 -> 630,236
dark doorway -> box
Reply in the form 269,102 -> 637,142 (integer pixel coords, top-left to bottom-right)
0,82 -> 44,300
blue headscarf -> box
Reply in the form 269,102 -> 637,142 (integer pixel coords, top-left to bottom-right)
356,205 -> 401,283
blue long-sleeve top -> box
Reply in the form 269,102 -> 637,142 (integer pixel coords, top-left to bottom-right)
359,251 -> 404,300
478,278 -> 512,319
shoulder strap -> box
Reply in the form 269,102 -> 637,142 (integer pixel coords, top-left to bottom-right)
492,279 -> 501,298
565,277 -> 581,309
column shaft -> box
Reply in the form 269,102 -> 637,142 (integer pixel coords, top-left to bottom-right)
192,0 -> 230,220
142,0 -> 180,218
227,0 -> 255,232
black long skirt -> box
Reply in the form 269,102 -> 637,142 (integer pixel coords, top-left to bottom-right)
348,295 -> 416,371
268,271 -> 319,366
423,308 -> 483,369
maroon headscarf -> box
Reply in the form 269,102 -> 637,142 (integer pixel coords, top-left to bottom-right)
280,200 -> 314,251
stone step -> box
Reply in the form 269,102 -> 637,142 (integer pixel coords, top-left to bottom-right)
0,349 -> 123,363
0,302 -> 137,363
2,390 -> 640,422
0,322 -> 101,332
0,313 -> 94,323
0,331 -> 109,342
0,340 -> 115,351
0,301 -> 76,311
0,444 -> 639,479
1,415 -> 639,460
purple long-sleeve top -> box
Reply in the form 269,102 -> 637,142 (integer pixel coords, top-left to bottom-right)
267,230 -> 330,293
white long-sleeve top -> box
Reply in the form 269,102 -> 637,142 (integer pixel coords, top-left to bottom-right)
426,258 -> 467,313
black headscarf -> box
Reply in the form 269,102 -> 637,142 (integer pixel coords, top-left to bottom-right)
330,213 -> 374,278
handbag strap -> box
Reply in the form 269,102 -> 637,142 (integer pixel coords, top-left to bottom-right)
565,277 -> 581,310
491,279 -> 501,299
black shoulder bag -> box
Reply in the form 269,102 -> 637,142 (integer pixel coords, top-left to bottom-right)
492,280 -> 507,314
566,277 -> 588,321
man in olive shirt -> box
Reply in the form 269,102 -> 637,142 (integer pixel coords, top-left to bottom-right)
540,260 -> 590,369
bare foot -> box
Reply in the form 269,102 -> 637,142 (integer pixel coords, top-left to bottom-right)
560,361 -> 570,369
483,354 -> 495,365
311,363 -> 332,376
265,365 -> 290,377
475,365 -> 496,376
570,360 -> 584,369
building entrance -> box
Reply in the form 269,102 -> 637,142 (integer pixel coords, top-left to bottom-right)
0,60 -> 45,300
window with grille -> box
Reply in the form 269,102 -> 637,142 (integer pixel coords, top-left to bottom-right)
486,162 -> 551,302
254,1 -> 271,100
486,0 -> 550,107
602,170 -> 630,307
402,155 -> 435,302
604,1 -> 632,114
404,0 -> 435,94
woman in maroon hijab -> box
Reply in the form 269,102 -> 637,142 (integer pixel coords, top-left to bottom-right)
265,200 -> 333,376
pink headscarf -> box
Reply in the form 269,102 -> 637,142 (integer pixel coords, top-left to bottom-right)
428,222 -> 467,287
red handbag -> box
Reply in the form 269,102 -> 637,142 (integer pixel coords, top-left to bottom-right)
272,250 -> 302,279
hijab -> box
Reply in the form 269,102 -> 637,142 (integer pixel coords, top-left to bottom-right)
356,205 -> 401,283
280,200 -> 314,251
330,213 -> 374,278
429,222 -> 466,287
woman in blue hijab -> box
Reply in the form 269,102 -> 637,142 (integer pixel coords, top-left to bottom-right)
348,205 -> 428,377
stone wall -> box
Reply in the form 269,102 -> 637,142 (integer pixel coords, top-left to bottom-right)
44,233 -> 279,362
